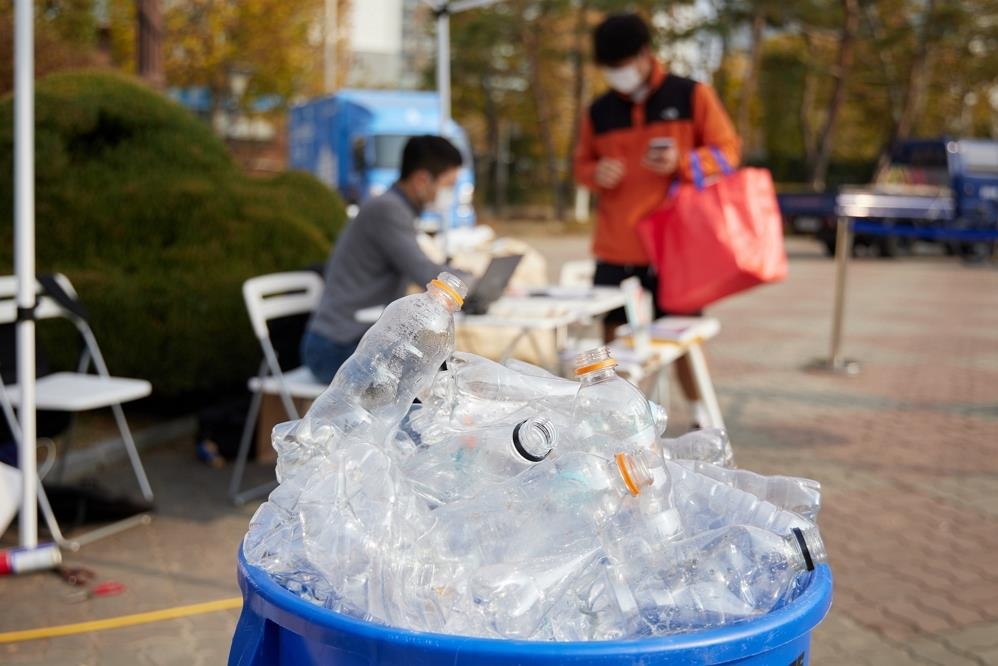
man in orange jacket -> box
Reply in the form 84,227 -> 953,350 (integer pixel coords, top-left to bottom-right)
573,12 -> 740,427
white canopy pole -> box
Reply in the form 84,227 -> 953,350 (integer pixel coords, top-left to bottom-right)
430,0 -> 500,258
434,4 -> 453,258
435,8 -> 451,130
14,0 -> 38,549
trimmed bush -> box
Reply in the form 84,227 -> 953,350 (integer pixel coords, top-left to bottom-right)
0,70 -> 345,397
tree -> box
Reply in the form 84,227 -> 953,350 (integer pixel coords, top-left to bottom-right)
163,0 -> 327,112
137,0 -> 164,88
803,0 -> 858,189
0,0 -> 103,95
860,0 -> 973,175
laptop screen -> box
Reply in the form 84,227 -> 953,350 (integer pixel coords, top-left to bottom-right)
464,254 -> 523,314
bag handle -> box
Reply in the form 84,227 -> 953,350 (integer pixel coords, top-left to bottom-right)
688,147 -> 735,190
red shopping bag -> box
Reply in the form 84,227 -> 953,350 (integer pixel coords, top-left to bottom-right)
636,148 -> 788,314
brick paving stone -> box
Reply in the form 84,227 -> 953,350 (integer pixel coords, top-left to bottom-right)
942,621 -> 998,654
904,637 -> 992,666
811,609 -> 928,665
974,646 -> 998,666
915,591 -> 992,628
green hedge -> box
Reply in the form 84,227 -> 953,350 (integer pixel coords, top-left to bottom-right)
0,70 -> 345,397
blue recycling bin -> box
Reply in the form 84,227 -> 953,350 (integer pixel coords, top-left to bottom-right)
229,546 -> 833,666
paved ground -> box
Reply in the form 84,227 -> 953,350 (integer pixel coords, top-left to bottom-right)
1,232 -> 996,665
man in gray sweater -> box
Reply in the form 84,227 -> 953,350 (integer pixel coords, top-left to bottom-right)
301,135 -> 466,383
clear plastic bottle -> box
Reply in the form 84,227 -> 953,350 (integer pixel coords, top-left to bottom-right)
569,347 -> 657,456
592,524 -> 827,638
414,351 -> 580,440
679,460 -> 821,521
659,428 -> 734,467
427,450 -> 654,568
662,460 -> 815,536
294,272 -> 468,450
649,401 -> 669,437
407,393 -> 573,447
402,416 -> 559,506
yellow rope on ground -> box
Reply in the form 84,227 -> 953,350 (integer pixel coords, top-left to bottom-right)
0,597 -> 243,644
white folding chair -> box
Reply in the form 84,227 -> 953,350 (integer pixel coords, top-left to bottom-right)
0,274 -> 153,551
229,272 -> 327,506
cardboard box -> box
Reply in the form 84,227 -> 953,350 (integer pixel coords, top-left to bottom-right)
256,394 -> 312,464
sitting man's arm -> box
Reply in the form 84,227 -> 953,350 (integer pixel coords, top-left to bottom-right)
379,213 -> 470,287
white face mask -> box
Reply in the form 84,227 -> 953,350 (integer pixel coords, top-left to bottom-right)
602,64 -> 644,96
433,186 -> 455,212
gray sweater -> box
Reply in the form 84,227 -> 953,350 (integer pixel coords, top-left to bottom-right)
308,186 -> 451,344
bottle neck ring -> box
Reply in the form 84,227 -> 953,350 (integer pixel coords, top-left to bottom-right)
615,453 -> 641,495
575,358 -> 617,376
512,419 -> 553,462
430,278 -> 464,307
791,527 -> 815,571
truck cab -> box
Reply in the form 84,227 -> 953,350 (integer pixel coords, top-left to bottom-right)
949,139 -> 998,226
779,138 -> 998,257
289,89 -> 476,231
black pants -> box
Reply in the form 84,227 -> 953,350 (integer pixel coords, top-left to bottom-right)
593,261 -> 702,324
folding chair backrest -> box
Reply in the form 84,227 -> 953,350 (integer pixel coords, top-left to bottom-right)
0,273 -> 84,326
0,273 -> 114,380
243,271 -> 324,346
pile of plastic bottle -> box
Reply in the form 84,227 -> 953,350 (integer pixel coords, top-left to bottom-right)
243,272 -> 826,641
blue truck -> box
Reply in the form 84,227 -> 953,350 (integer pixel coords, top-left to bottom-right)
778,138 -> 998,257
288,89 -> 476,231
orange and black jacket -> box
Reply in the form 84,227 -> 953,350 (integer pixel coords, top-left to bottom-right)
573,60 -> 741,266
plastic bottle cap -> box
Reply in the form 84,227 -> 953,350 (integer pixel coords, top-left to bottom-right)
430,278 -> 464,307
575,358 -> 617,376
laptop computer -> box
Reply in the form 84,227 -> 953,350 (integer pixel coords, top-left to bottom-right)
463,254 -> 523,315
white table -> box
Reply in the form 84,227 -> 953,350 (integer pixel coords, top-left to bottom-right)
356,294 -> 727,429
355,286 -> 627,371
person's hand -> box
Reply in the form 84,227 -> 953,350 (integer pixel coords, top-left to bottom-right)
594,158 -> 626,189
641,145 -> 679,177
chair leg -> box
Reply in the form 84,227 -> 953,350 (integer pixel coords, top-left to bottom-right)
36,483 -> 69,546
229,388 -> 277,506
110,403 -> 155,503
36,481 -> 151,552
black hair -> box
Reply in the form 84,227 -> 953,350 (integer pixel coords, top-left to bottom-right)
399,135 -> 463,180
593,13 -> 651,66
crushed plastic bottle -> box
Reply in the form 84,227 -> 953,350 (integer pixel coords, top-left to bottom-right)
292,272 -> 468,451
426,450 -> 654,569
426,450 -> 658,639
297,440 -> 439,619
591,524 -> 827,639
661,459 -> 815,536
659,428 -> 734,467
413,352 -> 580,441
401,416 -> 559,506
679,460 -> 821,521
569,347 -> 657,456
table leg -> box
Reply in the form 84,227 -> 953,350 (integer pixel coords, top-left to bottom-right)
686,343 -> 725,430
